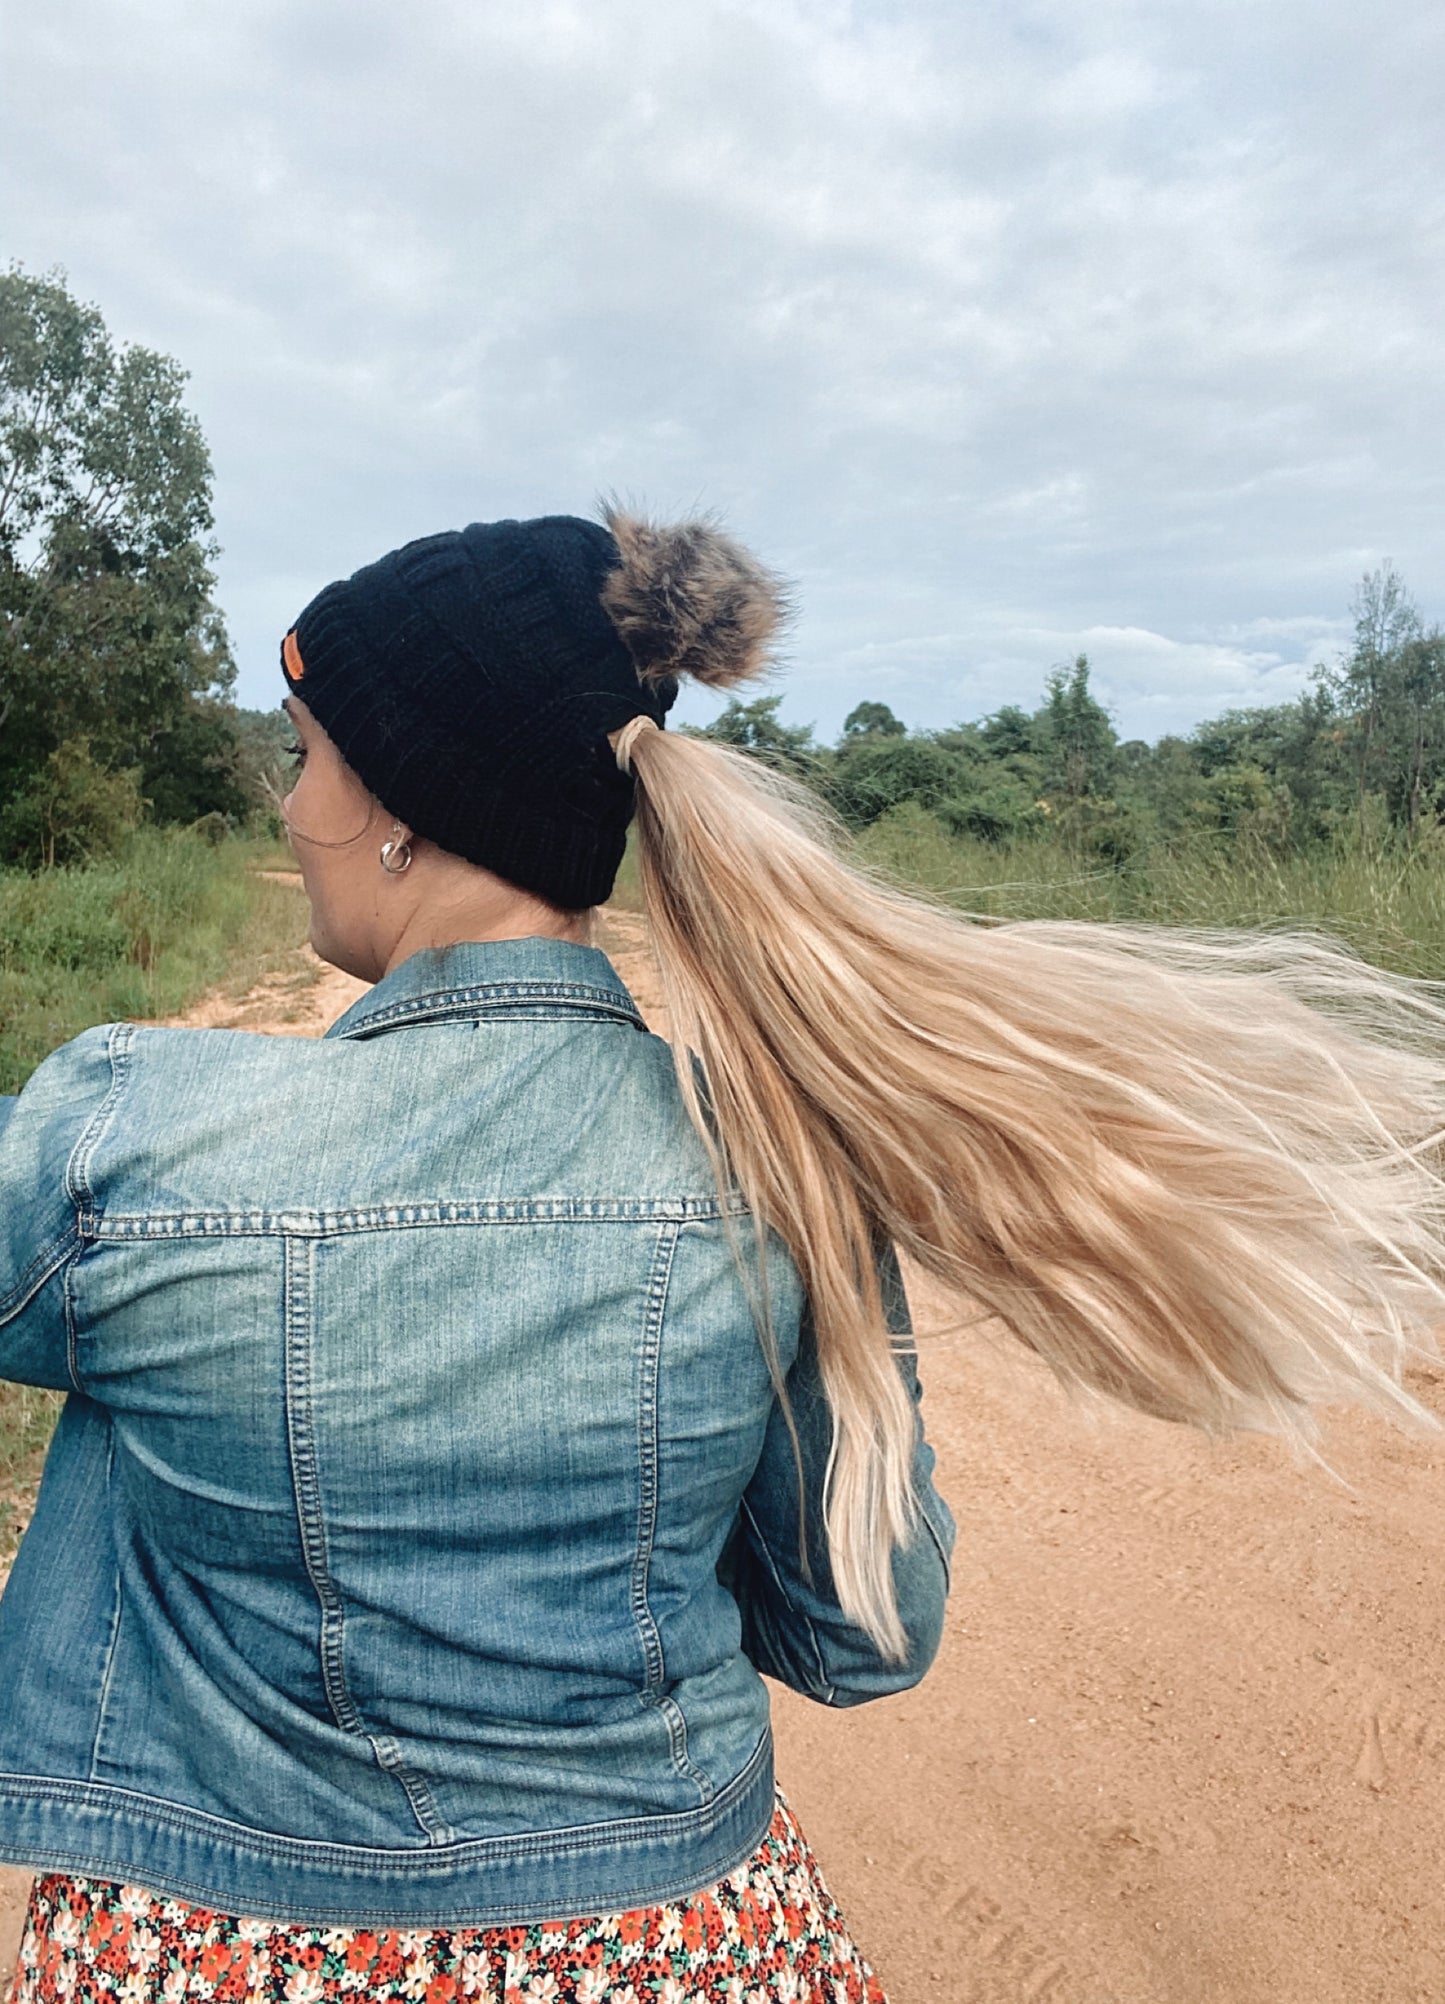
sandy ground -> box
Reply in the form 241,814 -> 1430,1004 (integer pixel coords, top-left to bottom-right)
4,897 -> 1444,2001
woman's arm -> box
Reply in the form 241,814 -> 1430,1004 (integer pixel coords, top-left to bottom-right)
0,1025 -> 117,1391
719,1243 -> 955,1706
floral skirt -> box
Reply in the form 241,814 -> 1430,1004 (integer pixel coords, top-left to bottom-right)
9,1788 -> 886,2004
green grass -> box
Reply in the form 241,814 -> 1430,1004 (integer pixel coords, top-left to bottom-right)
0,826 -> 314,1095
855,801 -> 1445,980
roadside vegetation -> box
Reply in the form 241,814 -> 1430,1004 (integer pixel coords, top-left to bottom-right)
0,825 -> 307,1094
683,558 -> 1445,980
853,807 -> 1445,980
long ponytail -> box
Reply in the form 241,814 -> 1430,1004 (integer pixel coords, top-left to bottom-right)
619,727 -> 1445,1658
599,512 -> 1445,1663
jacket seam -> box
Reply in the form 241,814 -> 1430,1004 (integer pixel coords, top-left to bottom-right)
55,1025 -> 130,1393
87,1431 -> 122,1783
916,1481 -> 956,1594
64,1022 -> 132,1221
62,1252 -> 84,1394
89,1198 -> 749,1237
362,1003 -> 645,1035
628,1224 -> 712,1803
0,1023 -> 127,1350
335,984 -> 645,1039
282,1237 -> 452,1845
630,1222 -> 676,1696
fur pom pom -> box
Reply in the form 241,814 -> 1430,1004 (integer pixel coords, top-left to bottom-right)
600,503 -> 791,689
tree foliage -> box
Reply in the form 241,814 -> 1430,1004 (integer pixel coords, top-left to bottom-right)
699,570 -> 1444,867
841,700 -> 906,739
0,264 -> 246,862
0,737 -> 144,869
682,693 -> 821,773
1314,564 -> 1445,844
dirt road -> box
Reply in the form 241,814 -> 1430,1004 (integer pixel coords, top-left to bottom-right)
5,904 -> 1443,2001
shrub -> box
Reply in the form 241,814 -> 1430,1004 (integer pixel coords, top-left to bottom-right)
0,737 -> 143,868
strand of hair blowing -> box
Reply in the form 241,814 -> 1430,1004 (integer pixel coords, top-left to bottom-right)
621,725 -> 1445,1662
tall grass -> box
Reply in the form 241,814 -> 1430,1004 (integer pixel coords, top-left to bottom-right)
0,827 -> 310,1095
856,801 -> 1445,980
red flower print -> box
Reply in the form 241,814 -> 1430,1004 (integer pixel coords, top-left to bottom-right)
199,1941 -> 232,1984
15,1791 -> 890,2003
216,1957 -> 254,2001
346,1932 -> 379,1971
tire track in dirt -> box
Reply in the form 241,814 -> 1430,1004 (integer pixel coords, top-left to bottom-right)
767,1289 -> 1445,2003
926,1368 -> 1445,1802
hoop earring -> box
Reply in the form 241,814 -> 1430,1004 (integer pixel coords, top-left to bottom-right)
379,823 -> 413,874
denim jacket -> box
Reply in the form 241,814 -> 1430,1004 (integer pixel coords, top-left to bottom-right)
0,936 -> 955,1926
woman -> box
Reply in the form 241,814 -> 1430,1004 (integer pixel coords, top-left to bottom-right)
0,506 -> 1441,2003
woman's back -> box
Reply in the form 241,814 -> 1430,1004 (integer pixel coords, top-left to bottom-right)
0,935 -> 952,1926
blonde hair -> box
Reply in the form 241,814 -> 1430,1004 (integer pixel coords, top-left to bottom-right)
618,726 -> 1445,1662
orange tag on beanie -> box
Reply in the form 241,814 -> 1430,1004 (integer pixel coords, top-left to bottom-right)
283,629 -> 305,681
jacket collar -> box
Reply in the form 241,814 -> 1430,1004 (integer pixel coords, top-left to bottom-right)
323,936 -> 647,1041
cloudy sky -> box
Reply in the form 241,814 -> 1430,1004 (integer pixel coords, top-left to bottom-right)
4,0 -> 1441,741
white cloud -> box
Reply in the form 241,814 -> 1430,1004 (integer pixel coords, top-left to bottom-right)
1,0 -> 1440,741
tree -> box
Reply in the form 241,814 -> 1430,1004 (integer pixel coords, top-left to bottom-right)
1211,691 -> 1347,837
1388,629 -> 1445,842
142,692 -> 250,826
0,263 -> 239,858
974,704 -> 1039,762
1315,562 -> 1425,847
0,736 -> 143,869
683,694 -> 819,773
841,700 -> 906,739
1038,654 -> 1117,806
827,733 -> 977,829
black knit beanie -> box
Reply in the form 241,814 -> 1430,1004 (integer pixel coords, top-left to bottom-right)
280,506 -> 788,909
